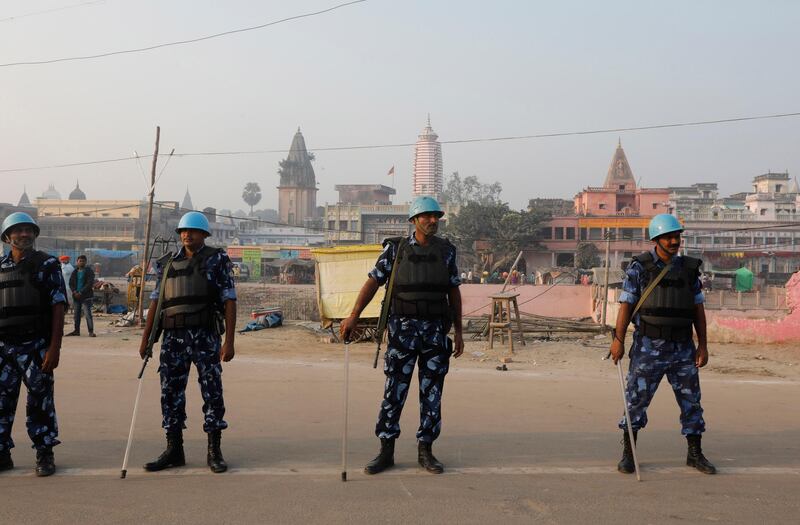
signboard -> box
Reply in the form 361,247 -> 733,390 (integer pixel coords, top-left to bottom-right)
242,247 -> 261,279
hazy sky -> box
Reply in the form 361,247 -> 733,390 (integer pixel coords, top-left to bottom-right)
2,0 -> 799,214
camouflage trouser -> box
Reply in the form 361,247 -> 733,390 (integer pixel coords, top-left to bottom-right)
159,328 -> 227,433
619,333 -> 705,435
0,338 -> 60,452
376,316 -> 452,443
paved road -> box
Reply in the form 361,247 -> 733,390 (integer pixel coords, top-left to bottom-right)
1,339 -> 798,524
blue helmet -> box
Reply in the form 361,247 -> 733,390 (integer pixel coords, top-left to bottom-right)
1,212 -> 40,243
176,211 -> 211,236
408,196 -> 444,221
648,214 -> 683,240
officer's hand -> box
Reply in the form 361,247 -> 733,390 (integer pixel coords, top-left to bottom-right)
453,332 -> 464,358
610,338 -> 625,364
695,345 -> 709,368
220,341 -> 235,362
41,347 -> 60,374
340,314 -> 358,343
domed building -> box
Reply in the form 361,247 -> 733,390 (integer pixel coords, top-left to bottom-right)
69,181 -> 86,200
40,183 -> 61,200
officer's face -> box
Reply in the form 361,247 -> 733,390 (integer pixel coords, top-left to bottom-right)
655,231 -> 682,257
180,228 -> 207,251
7,225 -> 35,250
413,213 -> 439,236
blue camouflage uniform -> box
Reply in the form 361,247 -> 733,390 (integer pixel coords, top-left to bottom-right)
369,235 -> 461,443
150,247 -> 236,433
618,248 -> 706,436
0,252 -> 66,452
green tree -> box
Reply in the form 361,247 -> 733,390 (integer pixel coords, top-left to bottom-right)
446,201 -> 544,272
242,182 -> 262,215
441,172 -> 503,206
575,242 -> 600,269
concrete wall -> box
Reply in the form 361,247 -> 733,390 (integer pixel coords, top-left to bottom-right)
460,284 -> 592,318
599,274 -> 800,343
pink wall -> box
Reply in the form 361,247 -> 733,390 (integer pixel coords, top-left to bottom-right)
710,272 -> 800,343
460,284 -> 592,318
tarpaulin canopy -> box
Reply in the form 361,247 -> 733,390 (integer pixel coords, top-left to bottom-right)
85,249 -> 137,259
311,244 -> 386,324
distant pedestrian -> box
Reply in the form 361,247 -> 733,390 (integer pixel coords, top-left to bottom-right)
67,255 -> 96,337
467,270 -> 473,283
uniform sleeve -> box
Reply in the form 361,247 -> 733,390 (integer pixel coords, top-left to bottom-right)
38,257 -> 67,306
447,244 -> 461,287
368,242 -> 395,287
209,251 -> 237,303
618,261 -> 643,305
692,270 -> 705,305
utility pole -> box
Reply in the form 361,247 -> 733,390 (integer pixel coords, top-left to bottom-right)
601,229 -> 613,328
136,126 -> 160,326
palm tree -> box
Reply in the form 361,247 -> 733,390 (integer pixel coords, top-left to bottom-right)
242,182 -> 262,215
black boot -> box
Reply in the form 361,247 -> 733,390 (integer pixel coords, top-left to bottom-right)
144,431 -> 185,471
35,447 -> 56,477
364,438 -> 395,475
686,434 -> 716,475
417,441 -> 444,474
207,430 -> 227,473
0,450 -> 13,472
617,430 -> 638,474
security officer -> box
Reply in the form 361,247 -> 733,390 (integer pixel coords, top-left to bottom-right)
138,211 -> 236,474
0,212 -> 66,476
341,196 -> 464,475
610,214 -> 716,475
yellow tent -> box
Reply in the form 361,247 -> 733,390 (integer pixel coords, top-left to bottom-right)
311,244 -> 386,328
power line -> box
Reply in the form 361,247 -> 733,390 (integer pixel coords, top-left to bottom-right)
3,109 -> 800,174
0,0 -> 106,23
0,0 -> 367,67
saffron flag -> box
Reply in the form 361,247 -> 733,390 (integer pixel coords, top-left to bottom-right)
387,166 -> 395,176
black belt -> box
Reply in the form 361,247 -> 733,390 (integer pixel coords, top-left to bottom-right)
391,298 -> 449,319
639,322 -> 693,342
162,309 -> 214,329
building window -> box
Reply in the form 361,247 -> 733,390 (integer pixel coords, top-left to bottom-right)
621,228 -> 634,240
589,228 -> 602,240
554,227 -> 564,240
539,227 -> 553,240
580,228 -> 588,240
652,203 -> 658,210
565,227 -> 575,240
776,184 -> 783,193
619,185 -> 625,190
760,209 -> 767,216
598,203 -> 606,210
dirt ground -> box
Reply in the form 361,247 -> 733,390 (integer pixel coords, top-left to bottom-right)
1,314 -> 797,524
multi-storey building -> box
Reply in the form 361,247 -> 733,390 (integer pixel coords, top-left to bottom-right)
412,116 -> 443,198
525,142 -> 669,269
673,172 -> 800,277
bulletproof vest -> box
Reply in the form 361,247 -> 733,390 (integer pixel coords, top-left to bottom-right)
161,246 -> 221,326
391,236 -> 452,318
0,251 -> 51,336
633,251 -> 701,329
